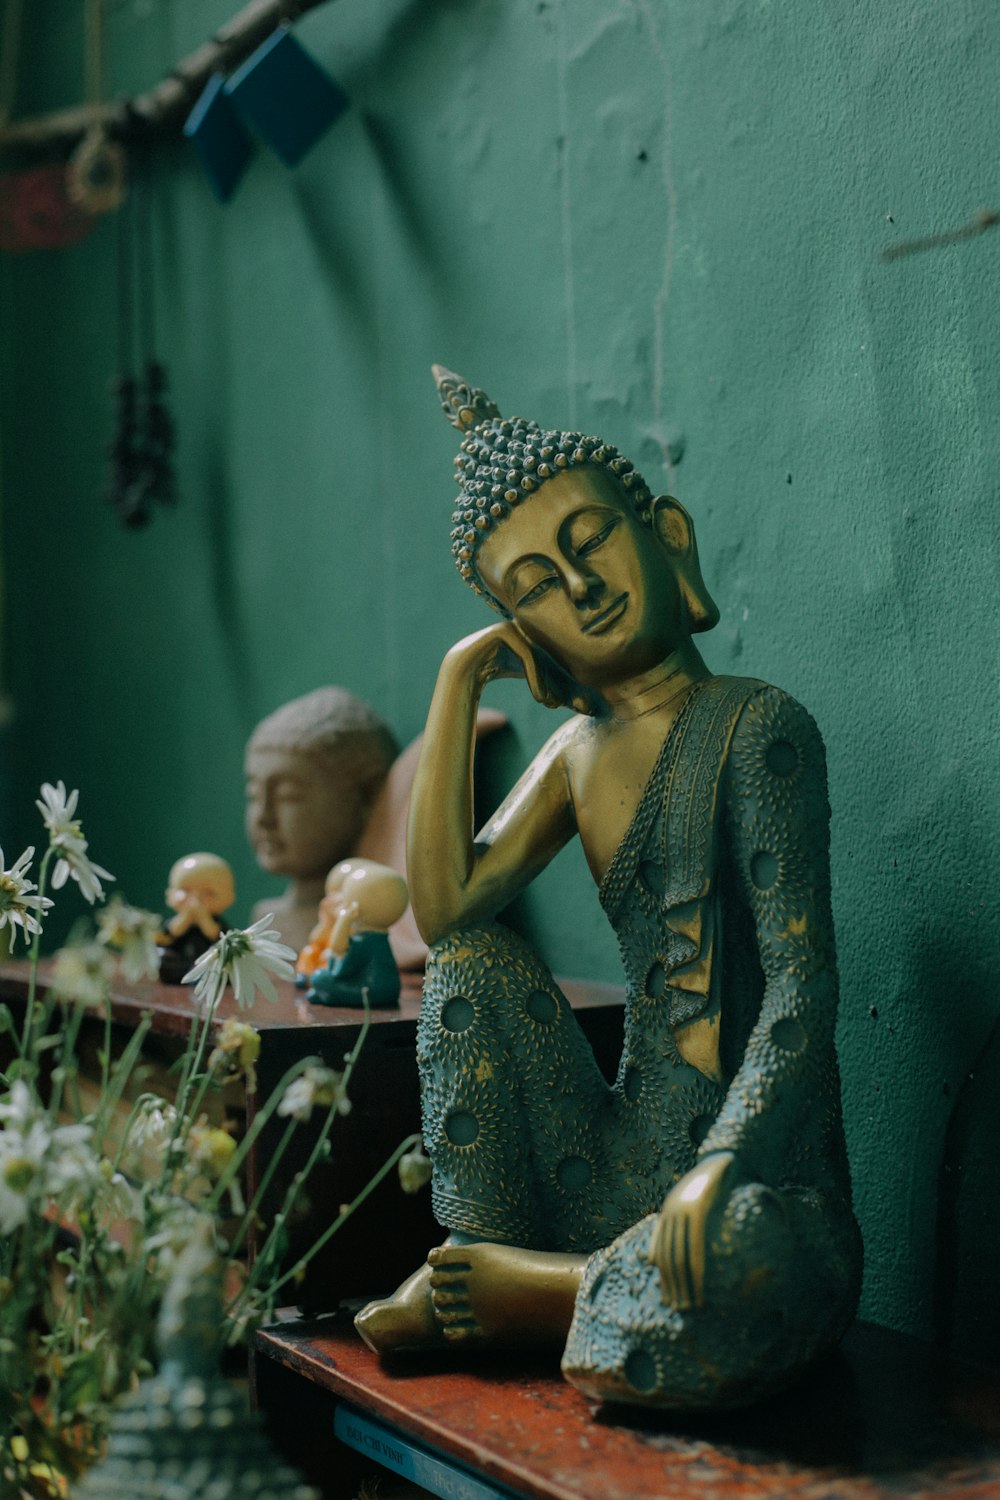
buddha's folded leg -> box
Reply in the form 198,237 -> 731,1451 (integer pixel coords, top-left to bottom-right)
562,1181 -> 862,1409
417,922 -> 617,1252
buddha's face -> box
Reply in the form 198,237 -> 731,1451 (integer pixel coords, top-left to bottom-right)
476,467 -> 687,691
244,746 -> 366,881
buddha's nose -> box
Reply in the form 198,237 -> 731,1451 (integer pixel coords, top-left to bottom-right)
567,566 -> 604,609
254,794 -> 277,829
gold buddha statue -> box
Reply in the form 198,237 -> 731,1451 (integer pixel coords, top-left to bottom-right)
355,369 -> 861,1408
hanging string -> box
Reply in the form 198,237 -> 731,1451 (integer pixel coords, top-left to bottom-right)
105,145 -> 176,527
68,0 -> 126,214
107,187 -> 147,527
136,152 -> 175,509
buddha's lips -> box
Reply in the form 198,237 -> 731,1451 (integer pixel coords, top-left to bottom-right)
582,593 -> 629,634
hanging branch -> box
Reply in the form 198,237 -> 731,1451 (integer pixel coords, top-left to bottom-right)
0,0 -> 334,158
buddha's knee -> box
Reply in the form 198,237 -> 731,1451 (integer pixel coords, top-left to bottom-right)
417,921 -> 562,1061
563,1185 -> 857,1409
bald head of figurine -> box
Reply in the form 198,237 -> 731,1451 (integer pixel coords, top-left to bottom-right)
245,688 -> 398,882
166,852 -> 235,918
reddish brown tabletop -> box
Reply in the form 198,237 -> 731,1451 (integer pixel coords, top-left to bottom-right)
0,961 -> 622,1040
0,958 -> 427,1037
255,1317 -> 1000,1500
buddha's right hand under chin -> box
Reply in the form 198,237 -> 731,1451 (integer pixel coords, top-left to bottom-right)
445,622 -> 592,714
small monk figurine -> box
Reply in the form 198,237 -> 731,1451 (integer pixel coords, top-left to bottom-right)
245,687 -> 398,953
305,860 -> 408,1010
355,369 -> 862,1409
157,853 -> 235,984
295,861 -> 349,983
295,857 -> 377,984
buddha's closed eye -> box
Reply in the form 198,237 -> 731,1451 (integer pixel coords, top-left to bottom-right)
576,518 -> 618,557
516,573 -> 559,608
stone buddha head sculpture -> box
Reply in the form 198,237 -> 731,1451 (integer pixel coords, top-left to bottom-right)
245,687 -> 398,951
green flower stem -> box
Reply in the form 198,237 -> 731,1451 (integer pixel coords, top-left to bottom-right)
98,997 -> 113,1101
162,971 -> 225,1179
227,1116 -> 297,1259
230,1131 -> 423,1319
208,999 -> 371,1227
204,1054 -> 325,1214
244,1095 -> 340,1290
92,1013 -> 154,1148
20,847 -> 54,1059
185,973 -> 225,1089
180,1029 -> 232,1135
233,1000 -> 373,1294
174,971 -> 224,1115
45,1000 -> 85,1124
338,994 -> 372,1087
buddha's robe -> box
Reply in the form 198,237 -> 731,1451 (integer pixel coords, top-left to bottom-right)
416,676 -> 862,1405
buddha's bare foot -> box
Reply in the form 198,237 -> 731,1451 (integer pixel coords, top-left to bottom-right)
427,1242 -> 585,1348
354,1262 -> 444,1354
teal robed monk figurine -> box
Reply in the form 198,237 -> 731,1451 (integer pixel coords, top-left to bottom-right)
304,859 -> 408,1010
355,368 -> 862,1409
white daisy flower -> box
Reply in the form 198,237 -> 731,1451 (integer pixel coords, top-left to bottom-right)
142,1197 -> 203,1272
182,915 -> 296,1011
50,942 -> 117,1008
277,1063 -> 350,1122
131,1097 -> 177,1148
46,1121 -> 101,1203
36,780 -> 114,903
0,845 -> 53,948
0,1081 -> 34,1129
50,839 -> 114,905
95,1157 -> 136,1220
96,896 -> 161,981
0,1118 -> 51,1234
35,780 -> 81,844
0,1083 -> 98,1234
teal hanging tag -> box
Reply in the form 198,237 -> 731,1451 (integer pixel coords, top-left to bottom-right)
225,26 -> 348,169
183,73 -> 254,203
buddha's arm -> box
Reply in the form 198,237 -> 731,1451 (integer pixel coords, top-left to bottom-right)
407,623 -> 577,945
651,686 -> 838,1308
698,685 -> 839,1172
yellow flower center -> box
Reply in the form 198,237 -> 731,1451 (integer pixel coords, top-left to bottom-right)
3,1157 -> 36,1193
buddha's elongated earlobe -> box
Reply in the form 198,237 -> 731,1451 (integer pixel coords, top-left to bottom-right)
651,496 -> 720,635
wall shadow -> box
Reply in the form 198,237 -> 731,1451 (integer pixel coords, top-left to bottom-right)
934,1005 -> 1000,1367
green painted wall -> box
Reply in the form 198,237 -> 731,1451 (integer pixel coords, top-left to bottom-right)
3,0 -> 1000,1360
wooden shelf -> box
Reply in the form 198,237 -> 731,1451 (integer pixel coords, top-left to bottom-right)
0,961 -> 622,1041
255,1315 -> 1000,1500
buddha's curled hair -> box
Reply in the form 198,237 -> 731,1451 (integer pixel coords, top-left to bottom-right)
433,365 -> 655,604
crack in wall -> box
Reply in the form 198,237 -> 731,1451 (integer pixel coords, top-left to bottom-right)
555,0 -> 578,426
631,0 -> 677,488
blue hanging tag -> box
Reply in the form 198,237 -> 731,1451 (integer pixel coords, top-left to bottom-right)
225,26 -> 349,168
183,73 -> 255,202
